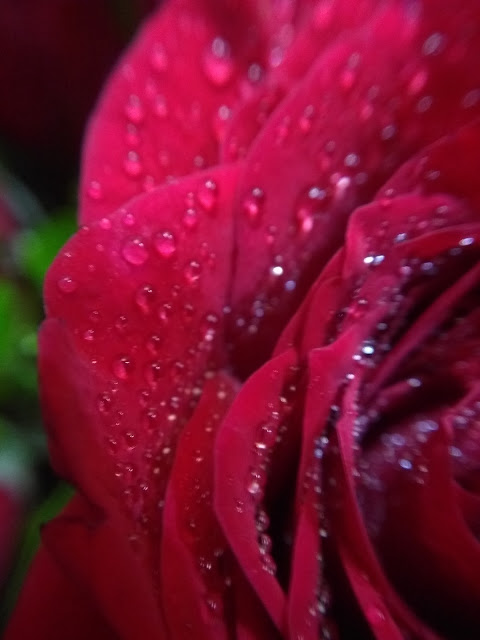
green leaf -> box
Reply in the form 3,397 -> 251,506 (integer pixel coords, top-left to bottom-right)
15,210 -> 76,291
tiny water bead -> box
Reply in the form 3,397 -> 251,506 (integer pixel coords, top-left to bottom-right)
57,276 -> 77,294
197,179 -> 218,213
122,237 -> 149,265
124,150 -> 143,178
87,180 -> 103,201
183,260 -> 202,285
124,94 -> 145,124
150,42 -> 169,72
135,285 -> 156,314
203,36 -> 235,87
242,187 -> 265,225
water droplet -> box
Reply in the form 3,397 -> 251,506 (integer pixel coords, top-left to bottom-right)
182,208 -> 198,230
135,285 -> 155,313
125,94 -> 145,124
416,95 -> 433,113
422,32 -> 445,56
87,180 -> 103,201
408,68 -> 428,95
270,265 -> 284,277
153,94 -> 168,118
122,430 -> 138,450
113,355 -> 133,380
184,260 -> 202,285
83,329 -> 95,341
125,123 -> 140,146
144,361 -> 163,389
247,479 -> 261,496
298,105 -> 315,133
57,276 -> 77,293
242,187 -> 264,226
158,303 -> 173,325
99,217 -> 111,230
366,606 -> 386,627
146,334 -> 162,355
344,152 -> 360,167
150,43 -> 169,72
122,237 -> 148,265
97,392 -> 112,414
203,37 -> 234,87
153,230 -> 177,259
197,179 -> 218,213
124,151 -> 143,178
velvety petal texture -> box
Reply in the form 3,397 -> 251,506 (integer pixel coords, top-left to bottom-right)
8,0 -> 480,638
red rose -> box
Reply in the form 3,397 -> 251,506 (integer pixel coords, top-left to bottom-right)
6,1 -> 480,638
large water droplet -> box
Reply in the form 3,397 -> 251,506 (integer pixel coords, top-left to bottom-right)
122,237 -> 149,265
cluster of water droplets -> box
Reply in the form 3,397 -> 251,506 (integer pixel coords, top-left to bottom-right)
243,371 -> 299,577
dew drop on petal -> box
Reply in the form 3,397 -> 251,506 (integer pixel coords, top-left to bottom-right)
87,180 -> 103,201
182,208 -> 198,230
57,276 -> 77,293
150,42 -> 169,72
113,355 -> 133,380
125,94 -> 145,124
197,179 -> 218,213
135,285 -> 155,313
242,187 -> 264,226
153,230 -> 177,259
203,37 -> 234,87
124,151 -> 143,178
144,361 -> 163,389
122,237 -> 149,265
184,260 -> 202,285
97,392 -> 112,414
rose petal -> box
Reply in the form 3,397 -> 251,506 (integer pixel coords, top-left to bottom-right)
3,543 -> 116,640
161,373 -> 238,640
214,349 -> 299,632
42,165 -> 239,583
227,1 -> 480,374
80,0 -> 270,223
4,492 -> 165,640
333,385 -> 441,639
222,0 -> 383,160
